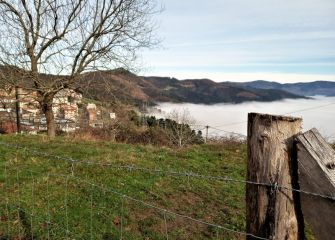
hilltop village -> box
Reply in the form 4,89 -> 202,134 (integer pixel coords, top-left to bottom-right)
0,86 -> 115,134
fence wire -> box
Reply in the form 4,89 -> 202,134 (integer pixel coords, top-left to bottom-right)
0,141 -> 333,201
13,168 -> 273,240
1,139 -> 334,240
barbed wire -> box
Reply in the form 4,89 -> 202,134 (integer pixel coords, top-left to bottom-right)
0,140 -> 334,201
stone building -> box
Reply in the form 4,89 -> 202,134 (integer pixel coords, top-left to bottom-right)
86,103 -> 104,128
0,86 -> 82,133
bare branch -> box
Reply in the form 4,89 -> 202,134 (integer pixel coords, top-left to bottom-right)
0,0 -> 160,137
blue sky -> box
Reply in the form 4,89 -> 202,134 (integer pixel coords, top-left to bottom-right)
140,0 -> 335,83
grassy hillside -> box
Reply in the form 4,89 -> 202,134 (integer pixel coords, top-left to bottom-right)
0,135 -> 247,240
0,135 -> 317,239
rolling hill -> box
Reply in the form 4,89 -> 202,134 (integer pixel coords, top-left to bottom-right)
0,66 -> 311,106
233,80 -> 335,97
77,69 -> 305,105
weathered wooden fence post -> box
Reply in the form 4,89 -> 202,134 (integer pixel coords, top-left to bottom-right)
296,128 -> 335,240
246,113 -> 304,240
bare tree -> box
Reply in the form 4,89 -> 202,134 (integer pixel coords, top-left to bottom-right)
166,109 -> 199,147
0,0 -> 159,137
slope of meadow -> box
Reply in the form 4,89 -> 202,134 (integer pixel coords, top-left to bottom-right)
0,135 -> 247,240
0,135 -> 316,239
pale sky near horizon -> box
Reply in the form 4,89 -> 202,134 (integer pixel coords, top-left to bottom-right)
140,0 -> 335,83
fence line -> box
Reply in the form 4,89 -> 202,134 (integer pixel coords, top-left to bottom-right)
21,170 -> 270,240
1,135 -> 334,239
0,161 -> 280,239
1,141 -> 334,202
11,205 -> 72,237
1,187 -> 71,239
2,163 -> 270,240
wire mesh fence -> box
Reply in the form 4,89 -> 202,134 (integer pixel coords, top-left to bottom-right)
0,139 -> 332,239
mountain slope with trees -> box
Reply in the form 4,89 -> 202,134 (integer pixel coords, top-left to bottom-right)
77,69 -> 305,106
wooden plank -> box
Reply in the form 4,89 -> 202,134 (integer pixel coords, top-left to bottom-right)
296,128 -> 335,240
246,113 -> 304,240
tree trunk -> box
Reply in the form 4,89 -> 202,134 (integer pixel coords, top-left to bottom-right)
41,94 -> 56,138
31,58 -> 57,137
15,86 -> 21,133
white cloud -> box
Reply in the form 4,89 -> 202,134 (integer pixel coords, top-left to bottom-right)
141,0 -> 335,82
166,31 -> 335,48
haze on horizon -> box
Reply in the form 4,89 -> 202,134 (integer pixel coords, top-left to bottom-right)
140,0 -> 335,83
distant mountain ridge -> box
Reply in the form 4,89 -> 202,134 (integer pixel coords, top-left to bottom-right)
142,76 -> 305,104
232,80 -> 335,96
1,66 -> 319,105
77,69 -> 305,105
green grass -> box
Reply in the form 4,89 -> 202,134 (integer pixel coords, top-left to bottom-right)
0,135 -> 246,239
0,135 -> 315,239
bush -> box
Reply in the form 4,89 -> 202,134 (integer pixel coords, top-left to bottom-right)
115,124 -> 171,146
71,109 -> 204,148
